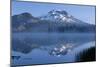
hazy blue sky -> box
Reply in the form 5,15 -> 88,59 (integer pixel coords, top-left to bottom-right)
12,1 -> 95,24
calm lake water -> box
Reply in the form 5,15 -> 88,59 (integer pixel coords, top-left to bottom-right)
11,33 -> 95,66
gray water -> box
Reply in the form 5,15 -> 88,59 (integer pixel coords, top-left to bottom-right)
11,33 -> 95,66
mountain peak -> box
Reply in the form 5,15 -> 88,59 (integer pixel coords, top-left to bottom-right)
40,9 -> 74,23
21,12 -> 31,15
20,12 -> 33,18
48,9 -> 68,16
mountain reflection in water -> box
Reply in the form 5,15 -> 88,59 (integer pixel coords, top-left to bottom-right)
11,33 -> 95,65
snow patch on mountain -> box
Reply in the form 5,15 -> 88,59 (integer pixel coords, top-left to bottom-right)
40,9 -> 75,23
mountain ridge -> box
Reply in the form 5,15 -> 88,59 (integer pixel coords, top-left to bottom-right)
12,10 -> 95,32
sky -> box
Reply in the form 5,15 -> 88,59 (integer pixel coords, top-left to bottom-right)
12,1 -> 96,24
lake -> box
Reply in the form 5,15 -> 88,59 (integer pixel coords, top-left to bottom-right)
11,33 -> 96,66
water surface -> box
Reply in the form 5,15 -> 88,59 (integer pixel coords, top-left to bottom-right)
11,33 -> 95,65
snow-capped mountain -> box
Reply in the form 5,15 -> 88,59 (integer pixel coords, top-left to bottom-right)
40,9 -> 74,23
12,10 -> 95,32
40,9 -> 93,26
